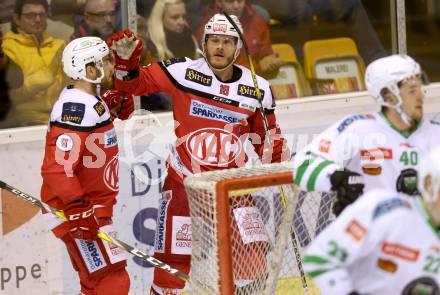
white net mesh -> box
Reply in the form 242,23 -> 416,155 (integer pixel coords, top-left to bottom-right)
184,162 -> 335,295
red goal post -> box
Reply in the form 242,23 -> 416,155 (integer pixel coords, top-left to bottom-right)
184,162 -> 330,294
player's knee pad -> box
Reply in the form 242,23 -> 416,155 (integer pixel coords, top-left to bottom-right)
153,177 -> 192,290
152,256 -> 190,290
79,266 -> 129,295
154,180 -> 191,262
95,268 -> 130,295
62,224 -> 128,290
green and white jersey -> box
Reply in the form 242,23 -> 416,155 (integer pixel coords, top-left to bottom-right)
304,190 -> 440,295
294,112 -> 440,194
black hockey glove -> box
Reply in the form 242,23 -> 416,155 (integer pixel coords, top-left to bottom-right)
396,168 -> 419,196
330,169 -> 364,216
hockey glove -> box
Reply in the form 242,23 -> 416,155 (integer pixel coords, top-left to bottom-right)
330,169 -> 364,216
64,199 -> 99,241
107,30 -> 144,72
396,168 -> 419,196
102,90 -> 134,120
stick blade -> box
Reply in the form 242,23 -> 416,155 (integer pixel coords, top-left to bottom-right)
0,180 -> 6,189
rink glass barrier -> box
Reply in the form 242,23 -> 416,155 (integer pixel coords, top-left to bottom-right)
2,0 -> 440,128
2,85 -> 440,293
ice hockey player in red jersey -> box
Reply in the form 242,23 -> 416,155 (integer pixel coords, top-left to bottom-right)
106,13 -> 288,294
40,36 -> 130,295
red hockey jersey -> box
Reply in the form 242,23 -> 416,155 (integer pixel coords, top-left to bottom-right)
41,86 -> 119,218
115,57 -> 287,178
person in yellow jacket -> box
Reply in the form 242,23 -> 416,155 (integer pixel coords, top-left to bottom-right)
1,0 -> 66,127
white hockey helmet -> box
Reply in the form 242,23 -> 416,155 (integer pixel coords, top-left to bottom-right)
419,146 -> 440,208
365,54 -> 423,105
202,13 -> 243,61
62,36 -> 110,84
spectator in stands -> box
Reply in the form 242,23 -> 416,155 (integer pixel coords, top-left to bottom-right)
0,0 -> 16,24
1,0 -> 66,127
141,0 -> 201,111
198,0 -> 284,77
186,0 -> 269,31
146,0 -> 200,61
50,0 -> 122,32
259,0 -> 386,64
71,0 -> 117,40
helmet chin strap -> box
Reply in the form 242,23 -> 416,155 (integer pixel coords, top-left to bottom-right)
95,83 -> 101,97
395,105 -> 412,126
384,93 -> 413,127
82,64 -> 105,96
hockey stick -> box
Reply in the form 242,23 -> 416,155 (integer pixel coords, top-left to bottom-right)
222,12 -> 309,294
0,180 -> 189,282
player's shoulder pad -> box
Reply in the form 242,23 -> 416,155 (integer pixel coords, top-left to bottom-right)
50,87 -> 111,130
336,113 -> 376,133
161,57 -> 187,68
235,64 -> 273,109
370,192 -> 412,220
346,190 -> 411,223
161,57 -> 215,87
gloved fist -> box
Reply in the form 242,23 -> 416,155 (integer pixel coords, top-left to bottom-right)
330,169 -> 364,216
107,30 -> 144,72
396,168 -> 419,196
102,90 -> 134,120
64,199 -> 99,241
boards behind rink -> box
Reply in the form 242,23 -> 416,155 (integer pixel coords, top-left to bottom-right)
183,162 -> 333,295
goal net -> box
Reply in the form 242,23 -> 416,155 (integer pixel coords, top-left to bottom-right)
183,162 -> 334,295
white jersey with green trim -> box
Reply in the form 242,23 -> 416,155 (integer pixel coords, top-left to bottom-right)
304,189 -> 440,295
293,112 -> 440,194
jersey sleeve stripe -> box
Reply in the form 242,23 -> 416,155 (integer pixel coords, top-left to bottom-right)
307,268 -> 332,279
50,118 -> 112,132
294,151 -> 311,185
157,62 -> 241,107
303,255 -> 330,264
307,160 -> 333,192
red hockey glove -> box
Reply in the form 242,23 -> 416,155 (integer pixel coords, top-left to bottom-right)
102,90 -> 134,120
107,30 -> 144,72
64,199 -> 99,241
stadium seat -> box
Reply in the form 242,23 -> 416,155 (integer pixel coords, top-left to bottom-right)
268,43 -> 311,100
303,37 -> 366,95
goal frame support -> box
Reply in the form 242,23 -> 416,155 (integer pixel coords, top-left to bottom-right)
215,171 -> 294,295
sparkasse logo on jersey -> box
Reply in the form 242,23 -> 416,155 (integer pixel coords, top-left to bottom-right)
0,188 -> 39,236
